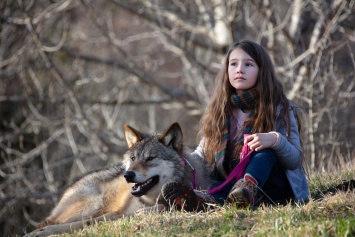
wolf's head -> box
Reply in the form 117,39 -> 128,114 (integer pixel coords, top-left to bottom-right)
122,123 -> 186,201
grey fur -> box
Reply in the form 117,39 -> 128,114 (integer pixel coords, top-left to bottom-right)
25,123 -> 211,237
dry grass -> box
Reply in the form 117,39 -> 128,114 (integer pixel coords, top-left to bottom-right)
38,168 -> 355,237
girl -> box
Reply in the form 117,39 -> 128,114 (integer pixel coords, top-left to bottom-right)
162,40 -> 309,211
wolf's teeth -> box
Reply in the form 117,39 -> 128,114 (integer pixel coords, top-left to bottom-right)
143,178 -> 152,186
135,178 -> 153,188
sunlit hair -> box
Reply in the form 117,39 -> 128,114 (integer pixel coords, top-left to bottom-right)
198,40 -> 294,165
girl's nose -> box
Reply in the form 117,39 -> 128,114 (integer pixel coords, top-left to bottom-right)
236,64 -> 244,73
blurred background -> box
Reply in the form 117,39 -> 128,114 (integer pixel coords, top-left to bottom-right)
1,0 -> 354,235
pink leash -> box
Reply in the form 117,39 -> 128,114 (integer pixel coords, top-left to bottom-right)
182,157 -> 197,189
208,134 -> 253,195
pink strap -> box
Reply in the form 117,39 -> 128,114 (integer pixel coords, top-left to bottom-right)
183,157 -> 197,189
208,134 -> 253,195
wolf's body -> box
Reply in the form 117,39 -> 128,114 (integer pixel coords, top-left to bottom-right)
26,123 -> 212,236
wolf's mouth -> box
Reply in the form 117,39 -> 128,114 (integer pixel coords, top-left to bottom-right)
131,175 -> 159,197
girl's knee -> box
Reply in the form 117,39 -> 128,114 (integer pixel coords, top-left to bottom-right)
252,148 -> 277,159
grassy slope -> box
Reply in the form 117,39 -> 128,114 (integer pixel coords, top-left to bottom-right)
56,169 -> 355,237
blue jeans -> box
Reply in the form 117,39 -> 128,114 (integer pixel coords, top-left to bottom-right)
211,149 -> 295,205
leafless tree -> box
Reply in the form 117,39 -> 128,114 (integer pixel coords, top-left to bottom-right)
0,0 -> 354,235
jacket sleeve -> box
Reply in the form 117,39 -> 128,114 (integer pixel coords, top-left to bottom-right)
272,105 -> 303,170
191,138 -> 205,160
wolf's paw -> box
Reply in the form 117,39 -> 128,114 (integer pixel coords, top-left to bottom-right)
161,182 -> 207,212
23,228 -> 52,237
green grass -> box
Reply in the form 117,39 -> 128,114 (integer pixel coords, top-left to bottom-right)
45,168 -> 355,237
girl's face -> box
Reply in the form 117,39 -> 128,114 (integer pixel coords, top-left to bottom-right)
228,47 -> 259,95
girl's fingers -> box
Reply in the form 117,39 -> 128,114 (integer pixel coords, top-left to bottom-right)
245,133 -> 276,151
244,134 -> 254,143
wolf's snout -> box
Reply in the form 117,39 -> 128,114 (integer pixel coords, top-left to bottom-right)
124,171 -> 135,182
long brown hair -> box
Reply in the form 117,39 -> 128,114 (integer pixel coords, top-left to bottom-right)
198,40 -> 291,165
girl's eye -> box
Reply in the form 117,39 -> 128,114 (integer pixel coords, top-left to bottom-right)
231,62 -> 237,66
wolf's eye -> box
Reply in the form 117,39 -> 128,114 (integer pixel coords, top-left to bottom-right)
130,156 -> 135,161
146,155 -> 156,161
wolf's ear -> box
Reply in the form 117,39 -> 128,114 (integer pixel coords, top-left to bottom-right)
160,123 -> 183,154
124,124 -> 143,148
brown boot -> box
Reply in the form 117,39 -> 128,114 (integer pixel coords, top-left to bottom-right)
226,174 -> 258,207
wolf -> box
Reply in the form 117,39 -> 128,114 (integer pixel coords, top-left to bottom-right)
25,122 -> 212,236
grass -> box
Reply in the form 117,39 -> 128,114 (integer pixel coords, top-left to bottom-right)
44,168 -> 355,237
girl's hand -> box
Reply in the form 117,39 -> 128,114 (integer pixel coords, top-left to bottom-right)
244,133 -> 277,152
